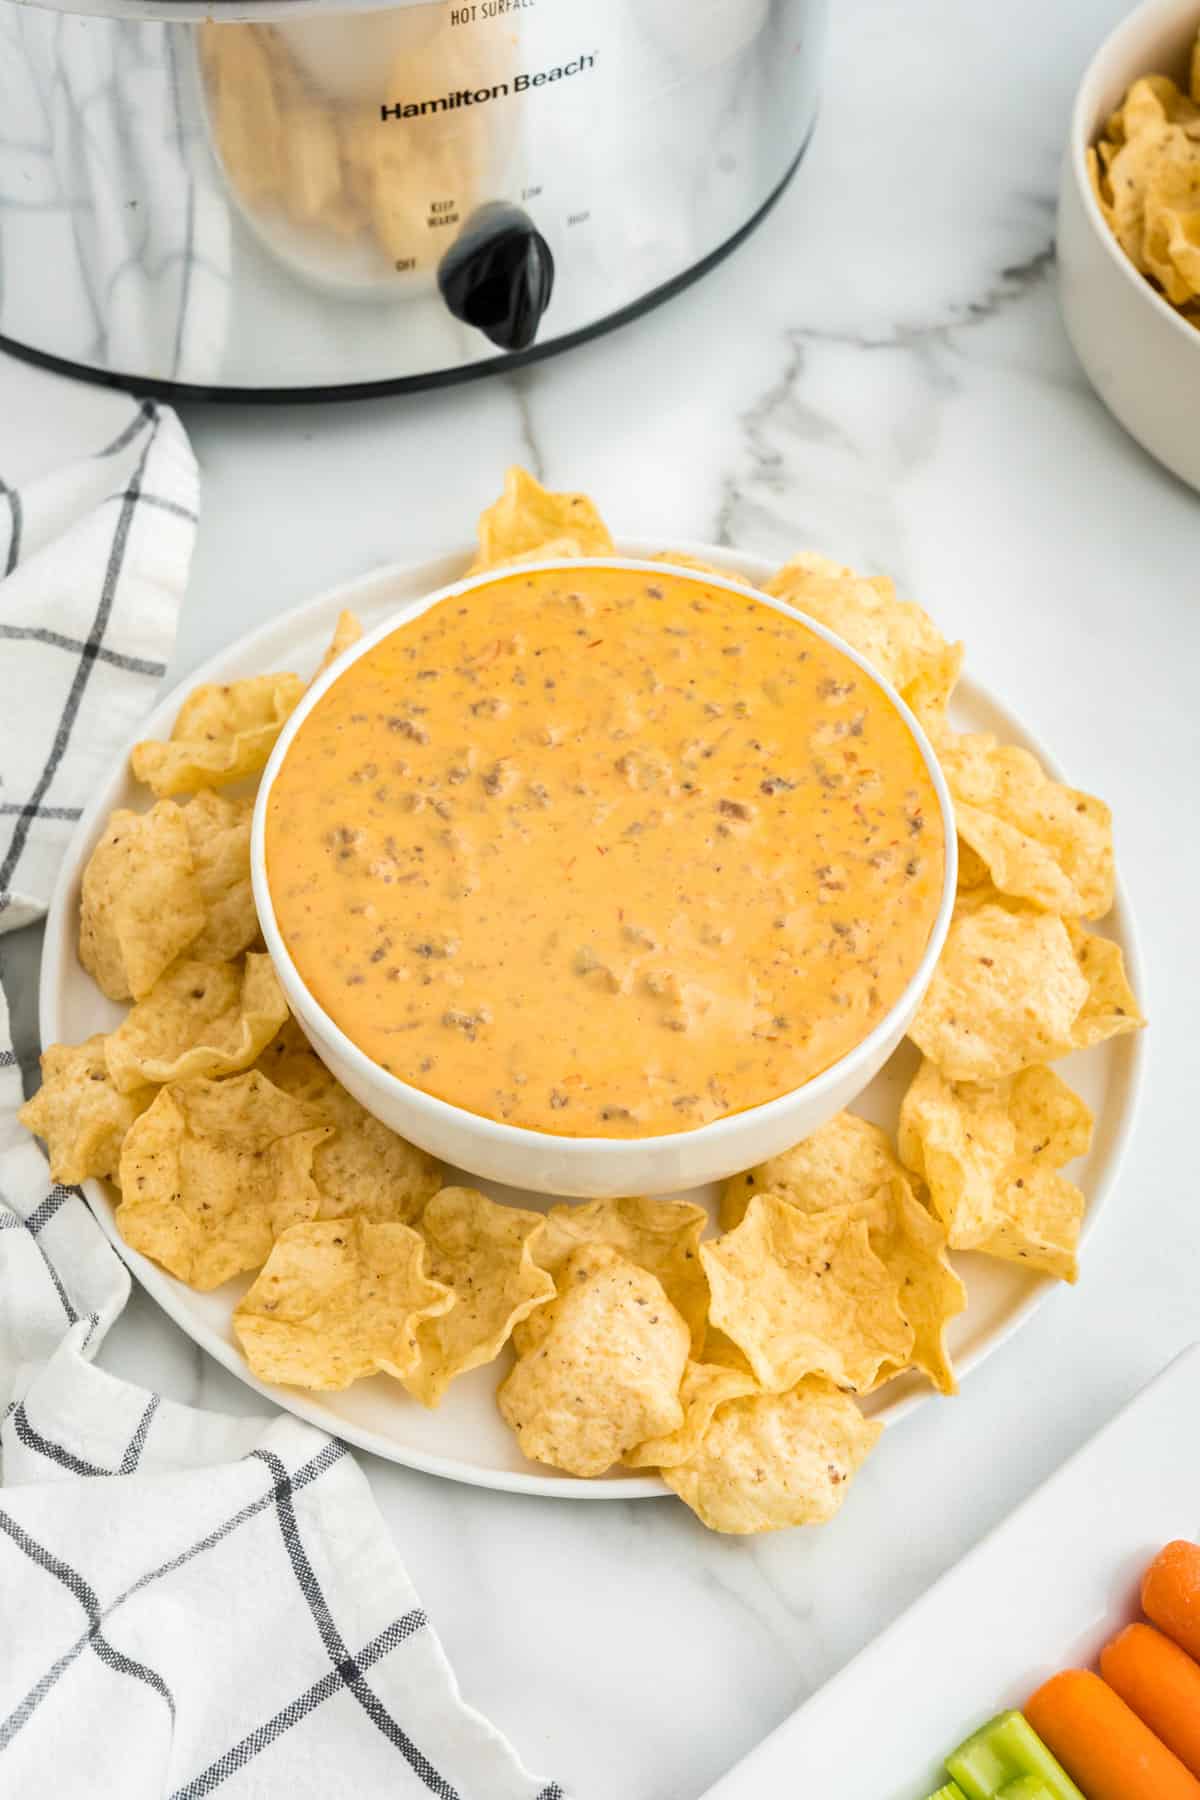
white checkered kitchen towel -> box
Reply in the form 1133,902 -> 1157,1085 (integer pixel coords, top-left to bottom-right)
0,392 -> 565,1800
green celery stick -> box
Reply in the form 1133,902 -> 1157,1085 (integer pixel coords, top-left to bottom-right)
946,1711 -> 1086,1800
920,1779 -> 1047,1799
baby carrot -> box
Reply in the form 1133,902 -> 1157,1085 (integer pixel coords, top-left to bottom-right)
1101,1623 -> 1200,1778
1143,1540 -> 1200,1663
1025,1668 -> 1200,1800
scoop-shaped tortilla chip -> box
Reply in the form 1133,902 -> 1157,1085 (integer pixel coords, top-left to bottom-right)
105,955 -> 288,1094
937,733 -> 1114,920
521,1195 -> 708,1354
407,1187 -> 554,1407
130,672 -> 305,798
256,1021 -> 441,1222
115,1071 -> 331,1289
1066,923 -> 1146,1050
700,1194 -> 912,1394
78,803 -> 206,1001
899,1056 -> 1093,1281
722,1119 -> 963,1395
234,1216 -> 453,1390
18,1036 -> 155,1185
762,562 -> 962,729
867,1176 -> 966,1396
662,1378 -> 882,1535
1143,143 -> 1200,303
720,1111 -> 901,1234
182,790 -> 259,964
1105,111 -> 1199,272
311,609 -> 363,684
909,899 -> 1089,1080
1123,73 -> 1199,135
624,1357 -> 759,1470
957,838 -> 993,893
498,1245 -> 689,1477
468,466 -> 614,574
651,551 -> 756,586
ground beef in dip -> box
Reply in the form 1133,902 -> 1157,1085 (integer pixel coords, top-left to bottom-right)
266,566 -> 945,1136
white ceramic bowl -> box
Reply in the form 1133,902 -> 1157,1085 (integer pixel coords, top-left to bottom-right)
252,557 -> 957,1198
1057,0 -> 1200,490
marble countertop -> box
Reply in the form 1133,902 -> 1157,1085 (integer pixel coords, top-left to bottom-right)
3,0 -> 1200,1794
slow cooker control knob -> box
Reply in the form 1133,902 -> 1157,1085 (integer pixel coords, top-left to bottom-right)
437,203 -> 555,352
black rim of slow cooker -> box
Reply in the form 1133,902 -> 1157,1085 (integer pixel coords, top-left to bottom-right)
0,129 -> 814,405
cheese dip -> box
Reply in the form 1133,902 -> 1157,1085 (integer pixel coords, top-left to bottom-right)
266,566 -> 945,1137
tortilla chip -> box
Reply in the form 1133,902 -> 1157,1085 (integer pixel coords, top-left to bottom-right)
1143,147 -> 1200,302
899,1057 -> 1092,1281
908,900 -> 1089,1080
497,1244 -> 689,1477
1088,145 -> 1116,230
521,1195 -> 708,1353
1067,923 -> 1146,1051
312,609 -> 363,684
651,552 -> 756,586
662,1378 -> 881,1535
130,673 -> 305,798
468,466 -> 614,574
868,1176 -> 966,1395
406,1187 -> 554,1406
624,1357 -> 759,1469
762,562 -> 963,728
181,790 -> 259,963
1106,115 -> 1199,272
722,1120 -> 963,1394
937,733 -> 1114,919
1125,76 -> 1200,151
234,1217 -> 453,1390
78,803 -> 206,1001
701,1194 -> 912,1394
767,550 -> 855,580
721,1111 -> 902,1234
104,954 -> 287,1093
957,838 -> 993,893
256,1021 -> 441,1222
18,1036 -> 155,1185
115,1071 -> 331,1289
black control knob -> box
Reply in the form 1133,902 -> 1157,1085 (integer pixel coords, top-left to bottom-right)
437,203 -> 555,352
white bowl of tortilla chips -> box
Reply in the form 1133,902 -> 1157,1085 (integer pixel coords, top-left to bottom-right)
1058,0 -> 1200,491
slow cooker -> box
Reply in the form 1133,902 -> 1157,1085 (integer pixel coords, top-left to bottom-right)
0,0 -> 827,397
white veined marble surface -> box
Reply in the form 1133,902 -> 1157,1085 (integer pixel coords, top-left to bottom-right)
2,1 -> 1199,1795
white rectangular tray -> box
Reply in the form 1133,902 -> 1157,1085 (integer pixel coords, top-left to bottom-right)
701,1344 -> 1200,1800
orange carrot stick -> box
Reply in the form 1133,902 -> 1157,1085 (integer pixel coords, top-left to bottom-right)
1143,1541 -> 1200,1663
1025,1668 -> 1200,1800
1101,1623 -> 1200,1779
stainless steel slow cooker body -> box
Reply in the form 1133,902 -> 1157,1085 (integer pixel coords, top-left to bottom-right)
0,0 -> 827,395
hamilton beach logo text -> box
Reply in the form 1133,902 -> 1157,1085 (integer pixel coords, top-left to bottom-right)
381,51 -> 595,120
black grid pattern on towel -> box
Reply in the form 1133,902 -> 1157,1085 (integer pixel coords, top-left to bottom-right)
0,401 -> 179,913
0,1418 -> 474,1799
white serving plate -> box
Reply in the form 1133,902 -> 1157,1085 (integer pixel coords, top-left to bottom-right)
39,541 -> 1146,1498
700,1342 -> 1200,1799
